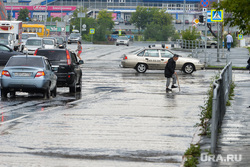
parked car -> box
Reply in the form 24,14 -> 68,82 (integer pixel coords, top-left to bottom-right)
43,39 -> 56,49
121,47 -> 204,74
1,55 -> 57,99
0,43 -> 23,66
176,20 -> 182,24
20,33 -> 38,52
200,36 -> 217,48
114,20 -> 119,25
116,36 -> 129,46
23,37 -> 43,55
34,49 -> 83,93
185,20 -> 189,24
124,20 -> 131,25
68,33 -> 81,44
55,36 -> 66,48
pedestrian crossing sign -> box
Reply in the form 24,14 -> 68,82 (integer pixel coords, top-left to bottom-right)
90,28 -> 95,34
211,9 -> 223,22
238,34 -> 243,40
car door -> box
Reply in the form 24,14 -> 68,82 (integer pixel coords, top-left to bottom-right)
70,52 -> 82,84
0,45 -> 15,66
44,59 -> 57,90
159,49 -> 174,69
143,49 -> 161,70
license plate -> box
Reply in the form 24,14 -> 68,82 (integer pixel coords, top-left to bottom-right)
14,72 -> 32,77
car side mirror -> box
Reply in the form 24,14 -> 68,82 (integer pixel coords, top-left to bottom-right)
78,60 -> 84,64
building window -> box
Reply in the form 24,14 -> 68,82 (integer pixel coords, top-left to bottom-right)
107,0 -> 113,2
119,0 -> 125,3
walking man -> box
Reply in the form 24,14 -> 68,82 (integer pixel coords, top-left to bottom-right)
226,32 -> 233,51
165,54 -> 179,92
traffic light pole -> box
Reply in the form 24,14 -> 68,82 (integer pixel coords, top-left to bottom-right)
216,0 -> 220,62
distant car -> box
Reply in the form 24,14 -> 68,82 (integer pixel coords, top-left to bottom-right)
185,20 -> 189,24
55,37 -> 66,48
116,36 -> 129,46
1,55 -> 57,99
68,33 -> 81,44
34,49 -> 83,93
121,47 -> 204,74
200,36 -> 217,48
114,20 -> 119,25
43,37 -> 57,48
0,43 -> 23,66
176,20 -> 182,24
124,20 -> 131,25
43,39 -> 56,49
20,33 -> 38,51
23,37 -> 43,55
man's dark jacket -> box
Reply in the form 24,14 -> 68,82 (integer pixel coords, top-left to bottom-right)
248,57 -> 250,64
165,57 -> 176,78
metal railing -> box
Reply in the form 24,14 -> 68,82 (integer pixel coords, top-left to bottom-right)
211,62 -> 232,153
176,39 -> 205,49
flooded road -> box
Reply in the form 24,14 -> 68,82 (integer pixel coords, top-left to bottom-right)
0,44 -> 217,166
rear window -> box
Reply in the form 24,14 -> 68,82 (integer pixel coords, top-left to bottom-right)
26,39 -> 42,46
6,57 -> 44,67
36,50 -> 67,65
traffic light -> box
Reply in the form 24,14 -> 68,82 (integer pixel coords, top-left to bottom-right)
199,15 -> 204,23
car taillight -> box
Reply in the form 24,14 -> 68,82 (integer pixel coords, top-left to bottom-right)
35,71 -> 45,77
1,70 -> 10,77
124,56 -> 128,60
34,49 -> 38,56
66,50 -> 71,65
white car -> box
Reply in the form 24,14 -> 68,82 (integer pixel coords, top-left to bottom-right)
23,37 -> 43,55
121,47 -> 204,74
43,39 -> 56,49
20,33 -> 38,51
116,36 -> 129,46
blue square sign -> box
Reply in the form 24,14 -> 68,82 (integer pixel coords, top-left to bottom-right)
211,10 -> 223,22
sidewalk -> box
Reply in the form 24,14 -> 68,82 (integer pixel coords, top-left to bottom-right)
172,47 -> 249,68
197,47 -> 250,166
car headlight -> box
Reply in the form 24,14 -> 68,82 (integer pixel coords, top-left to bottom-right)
23,47 -> 28,51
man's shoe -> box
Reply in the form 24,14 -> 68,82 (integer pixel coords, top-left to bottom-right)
166,88 -> 172,92
171,85 -> 178,88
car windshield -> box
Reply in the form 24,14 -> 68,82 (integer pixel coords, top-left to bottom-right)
56,38 -> 63,43
118,36 -> 128,40
43,40 -> 54,45
26,39 -> 42,46
0,33 -> 10,39
70,33 -> 80,38
6,57 -> 44,67
134,48 -> 145,54
29,34 -> 37,37
0,40 -> 8,45
36,50 -> 67,65
22,34 -> 29,39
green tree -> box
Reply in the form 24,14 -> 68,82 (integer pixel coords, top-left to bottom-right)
95,10 -> 114,41
181,27 -> 200,40
17,8 -> 30,21
130,6 -> 149,34
47,17 -> 62,22
213,0 -> 250,34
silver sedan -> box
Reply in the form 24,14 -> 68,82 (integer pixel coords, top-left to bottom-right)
1,55 -> 57,99
121,47 -> 204,74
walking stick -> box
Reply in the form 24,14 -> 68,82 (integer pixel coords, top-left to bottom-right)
176,73 -> 180,92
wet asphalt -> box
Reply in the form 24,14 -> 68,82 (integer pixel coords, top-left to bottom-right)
0,43 -> 245,166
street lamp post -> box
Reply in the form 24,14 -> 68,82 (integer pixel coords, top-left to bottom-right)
183,0 -> 186,32
216,0 -> 220,62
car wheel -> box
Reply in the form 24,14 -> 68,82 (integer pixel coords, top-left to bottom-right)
77,77 -> 82,92
211,44 -> 216,49
116,44 -> 119,46
69,83 -> 77,93
10,91 -> 16,98
136,63 -> 148,73
43,87 -> 50,99
1,88 -> 8,99
68,42 -> 71,44
183,63 -> 195,74
51,85 -> 57,98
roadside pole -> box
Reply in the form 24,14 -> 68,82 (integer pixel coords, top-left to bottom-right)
204,8 -> 208,66
216,0 -> 220,62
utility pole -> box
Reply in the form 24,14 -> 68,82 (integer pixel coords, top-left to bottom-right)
216,0 -> 220,62
183,0 -> 186,31
45,0 -> 47,26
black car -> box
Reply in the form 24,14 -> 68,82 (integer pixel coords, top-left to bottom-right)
55,37 -> 66,48
125,20 -> 131,25
35,49 -> 83,93
0,44 -> 24,66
